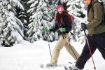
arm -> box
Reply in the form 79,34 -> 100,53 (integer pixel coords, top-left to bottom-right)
50,22 -> 59,32
63,15 -> 72,33
87,3 -> 103,28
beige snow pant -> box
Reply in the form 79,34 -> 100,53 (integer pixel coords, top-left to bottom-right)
50,33 -> 79,64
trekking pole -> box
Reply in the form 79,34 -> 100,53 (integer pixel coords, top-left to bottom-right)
83,30 -> 96,70
48,42 -> 52,58
48,34 -> 52,58
43,26 -> 52,58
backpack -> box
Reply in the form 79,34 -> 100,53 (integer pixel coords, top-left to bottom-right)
92,0 -> 105,24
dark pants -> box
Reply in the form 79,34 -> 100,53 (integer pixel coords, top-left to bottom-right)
76,32 -> 105,69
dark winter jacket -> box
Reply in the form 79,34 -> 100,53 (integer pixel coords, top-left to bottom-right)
87,0 -> 105,35
51,11 -> 72,34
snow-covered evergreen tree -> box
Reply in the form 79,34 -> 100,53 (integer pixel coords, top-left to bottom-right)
16,0 -> 30,40
27,0 -> 59,42
0,0 -> 24,47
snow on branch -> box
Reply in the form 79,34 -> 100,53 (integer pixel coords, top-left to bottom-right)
10,0 -> 24,10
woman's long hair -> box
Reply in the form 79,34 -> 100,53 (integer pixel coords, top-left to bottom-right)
56,11 -> 72,24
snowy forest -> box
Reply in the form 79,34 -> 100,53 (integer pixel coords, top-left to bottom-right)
1,0 -> 105,70
0,0 -> 87,47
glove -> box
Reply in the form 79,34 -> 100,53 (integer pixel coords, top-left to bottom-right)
48,10 -> 54,14
43,27 -> 50,32
59,27 -> 66,33
81,23 -> 87,31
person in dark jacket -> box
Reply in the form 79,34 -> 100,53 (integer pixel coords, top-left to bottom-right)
71,0 -> 105,69
46,4 -> 79,66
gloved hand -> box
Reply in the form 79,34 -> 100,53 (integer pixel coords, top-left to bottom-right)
59,27 -> 66,33
81,23 -> 87,31
43,27 -> 50,32
48,10 -> 54,14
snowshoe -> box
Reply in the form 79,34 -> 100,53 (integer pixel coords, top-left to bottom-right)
40,63 -> 65,68
64,65 -> 83,70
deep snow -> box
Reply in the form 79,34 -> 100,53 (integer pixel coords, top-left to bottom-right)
0,40 -> 105,70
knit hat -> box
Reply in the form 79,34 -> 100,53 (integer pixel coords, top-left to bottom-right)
56,5 -> 64,12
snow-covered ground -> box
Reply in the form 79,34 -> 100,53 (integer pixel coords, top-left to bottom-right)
0,40 -> 105,70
